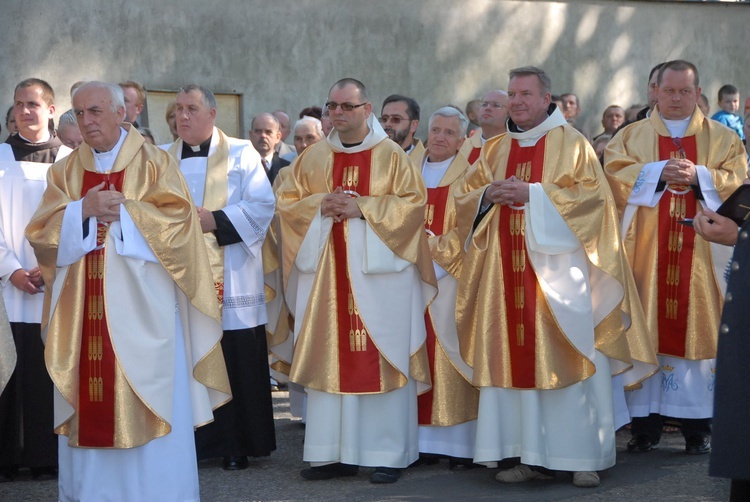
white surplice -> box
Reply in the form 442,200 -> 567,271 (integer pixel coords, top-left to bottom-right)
163,128 -> 275,330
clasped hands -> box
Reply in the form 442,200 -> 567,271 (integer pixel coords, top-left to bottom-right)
10,267 -> 43,295
661,158 -> 697,185
482,176 -> 530,207
82,182 -> 124,222
321,187 -> 362,223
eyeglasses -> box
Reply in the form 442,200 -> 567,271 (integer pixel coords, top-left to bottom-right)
379,115 -> 411,125
480,101 -> 504,110
324,101 -> 368,112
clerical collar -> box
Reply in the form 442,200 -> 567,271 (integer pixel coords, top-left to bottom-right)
92,127 -> 127,173
341,141 -> 363,148
507,104 -> 567,147
405,143 -> 414,154
181,137 -> 211,158
18,130 -> 51,144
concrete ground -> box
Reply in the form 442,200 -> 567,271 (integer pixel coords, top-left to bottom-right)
0,390 -> 730,501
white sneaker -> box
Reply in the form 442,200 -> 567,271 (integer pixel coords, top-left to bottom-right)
495,464 -> 553,483
573,471 -> 600,487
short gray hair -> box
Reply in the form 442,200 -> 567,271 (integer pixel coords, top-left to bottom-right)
177,84 -> 217,110
58,109 -> 77,127
509,66 -> 552,95
293,116 -> 324,138
72,81 -> 125,112
428,106 -> 469,137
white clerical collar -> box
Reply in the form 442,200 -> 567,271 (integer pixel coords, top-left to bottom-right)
19,130 -> 51,144
92,127 -> 127,173
507,106 -> 568,147
189,143 -> 202,153
327,114 -> 388,154
660,114 -> 691,138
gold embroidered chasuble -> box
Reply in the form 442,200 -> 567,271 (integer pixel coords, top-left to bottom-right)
265,165 -> 293,376
419,152 -> 479,426
455,124 -> 657,390
26,128 -> 230,448
277,139 -> 436,395
0,297 -> 12,397
408,139 -> 426,165
605,108 -> 747,360
458,130 -> 484,165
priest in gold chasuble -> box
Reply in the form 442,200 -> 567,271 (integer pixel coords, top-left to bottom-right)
277,79 -> 436,484
605,60 -> 747,455
26,82 -> 230,502
455,67 -> 656,487
414,107 -> 479,466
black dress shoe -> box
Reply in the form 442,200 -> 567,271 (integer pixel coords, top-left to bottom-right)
370,467 -> 402,484
31,466 -> 58,481
300,463 -> 359,480
627,435 -> 660,452
448,457 -> 476,470
685,435 -> 711,455
409,453 -> 440,467
223,456 -> 249,470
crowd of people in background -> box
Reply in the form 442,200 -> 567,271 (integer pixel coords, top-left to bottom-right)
1,58 -> 749,502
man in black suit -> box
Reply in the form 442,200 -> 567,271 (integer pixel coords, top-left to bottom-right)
250,113 -> 290,183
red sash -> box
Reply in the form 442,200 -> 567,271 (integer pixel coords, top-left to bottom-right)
418,185 -> 450,424
467,147 -> 481,165
331,151 -> 381,393
656,135 -> 698,357
77,170 -> 126,447
499,137 -> 546,389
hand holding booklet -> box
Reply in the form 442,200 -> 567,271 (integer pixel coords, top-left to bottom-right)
679,184 -> 750,227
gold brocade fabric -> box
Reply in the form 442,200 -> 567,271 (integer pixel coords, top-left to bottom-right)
167,130 -> 230,307
426,154 -> 470,280
458,130 -> 484,163
605,107 -> 748,360
0,294 -> 14,396
422,152 -> 478,426
276,139 -> 436,394
408,139 -> 425,166
26,128 -> 230,448
265,165 -> 291,365
455,125 -> 657,390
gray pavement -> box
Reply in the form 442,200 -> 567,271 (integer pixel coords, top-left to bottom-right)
0,390 -> 730,501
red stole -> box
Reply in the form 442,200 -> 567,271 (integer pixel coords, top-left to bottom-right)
499,137 -> 546,389
77,170 -> 126,447
656,135 -> 698,357
418,185 -> 450,424
467,147 -> 481,165
331,150 -> 380,393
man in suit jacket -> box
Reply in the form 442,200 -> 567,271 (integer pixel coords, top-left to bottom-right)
250,113 -> 290,183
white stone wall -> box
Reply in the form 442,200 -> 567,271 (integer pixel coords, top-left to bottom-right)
1,0 -> 747,141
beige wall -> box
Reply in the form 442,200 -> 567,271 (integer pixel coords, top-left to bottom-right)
1,0 -> 748,143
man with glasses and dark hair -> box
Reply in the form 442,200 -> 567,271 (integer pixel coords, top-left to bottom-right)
459,90 -> 508,164
277,77 -> 436,484
379,94 -> 423,164
606,59 -> 747,456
